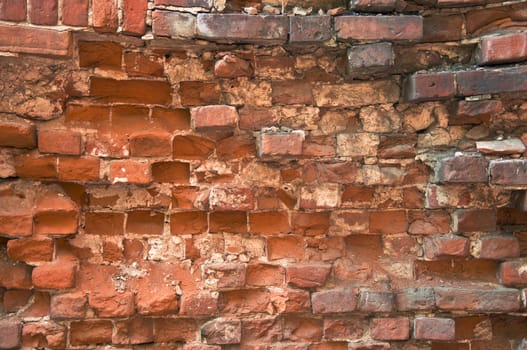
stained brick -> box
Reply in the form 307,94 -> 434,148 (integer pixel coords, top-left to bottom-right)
0,0 -> 26,21
395,287 -> 436,311
414,317 -> 455,341
290,16 -> 332,43
500,260 -> 527,286
350,0 -> 395,11
173,135 -> 215,160
84,212 -> 125,235
371,318 -> 410,340
454,208 -> 496,233
424,235 -> 470,260
7,238 -> 53,263
51,292 -> 88,319
38,129 -> 82,155
210,187 -> 254,211
32,261 -> 76,289
477,32 -> 527,65
170,211 -> 207,235
70,320 -> 113,345
130,131 -> 172,157
180,292 -> 217,316
437,155 -> 488,183
0,115 -> 36,149
93,0 -> 118,32
450,100 -> 502,125
267,235 -> 304,260
109,160 -> 151,184
312,288 -> 357,314
474,235 -> 521,260
286,264 -> 331,288
250,211 -> 290,235
456,66 -> 527,96
348,43 -> 394,71
259,131 -> 305,157
336,16 -> 423,41
79,41 -> 122,68
122,0 -> 148,35
29,0 -> 58,25
62,0 -> 89,26
490,159 -> 527,186
155,0 -> 212,7
404,72 -> 456,101
0,320 -> 22,348
201,318 -> 241,345
423,15 -> 464,42
22,321 -> 66,348
434,287 -> 521,312
358,290 -> 394,313
369,210 -> 407,234
153,10 -> 197,39
191,105 -> 238,129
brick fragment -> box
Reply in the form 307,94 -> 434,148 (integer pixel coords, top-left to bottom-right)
500,260 -> 527,286
204,263 -> 246,289
22,321 -> 66,348
404,72 -> 456,101
93,0 -> 118,32
197,14 -> 289,44
450,99 -> 502,125
292,212 -> 330,236
0,115 -> 36,149
423,235 -> 470,260
51,292 -> 87,319
286,264 -> 331,288
219,289 -> 270,314
454,208 -> 496,233
259,131 -> 305,157
477,32 -> 527,65
0,262 -> 33,289
490,159 -> 527,186
210,187 -> 254,211
7,238 -> 53,263
300,184 -> 339,209
414,317 -> 455,341
70,320 -> 112,346
434,287 -> 521,312
408,210 -> 450,235
125,52 -> 164,77
350,0 -> 395,11
32,261 -> 76,289
348,43 -> 393,71
284,317 -> 323,342
312,288 -> 357,314
62,0 -> 89,26
272,81 -> 314,105
201,318 -> 241,345
314,80 -> 399,107
38,129 -> 82,155
214,54 -> 253,78
358,290 -> 393,312
122,0 -> 147,35
4,290 -> 32,312
0,320 -> 21,349
473,235 -> 521,260
0,24 -> 71,56
437,155 -> 488,183
336,16 -> 423,41
191,105 -> 238,129
456,66 -> 527,96
290,16 -> 332,43
371,317 -> 410,340
0,0 -> 26,21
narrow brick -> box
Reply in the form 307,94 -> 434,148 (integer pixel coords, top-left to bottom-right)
314,80 -> 400,107
450,100 -> 502,125
490,159 -> 527,185
350,0 -> 395,11
290,16 -> 332,43
456,66 -> 527,96
435,287 -> 521,312
153,11 -> 197,39
197,14 -> 289,44
286,264 -> 331,288
336,16 -> 423,41
358,290 -> 394,312
414,317 -> 455,341
395,287 -> 436,311
0,24 -> 71,57
404,72 -> 456,101
423,14 -> 464,42
155,0 -> 211,7
90,77 -> 171,105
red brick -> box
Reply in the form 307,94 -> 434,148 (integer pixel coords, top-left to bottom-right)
0,213 -> 33,238
454,208 -> 496,233
474,235 -> 521,260
89,291 -> 135,317
22,321 -> 66,348
241,317 -> 282,343
93,0 -> 118,32
284,317 -> 323,342
154,318 -> 198,342
214,54 -> 253,78
209,211 -> 247,233
216,135 -> 256,160
70,320 -> 112,345
267,235 -> 304,261
122,0 -> 148,35
124,54 -> 163,79
246,264 -> 284,287
79,41 -> 122,68
0,24 -> 71,56
450,100 -> 502,125
62,0 -> 89,26
170,211 -> 207,235
408,210 -> 450,235
348,43 -> 394,71
490,159 -> 527,186
126,210 -> 165,235
191,105 -> 238,129
219,288 -> 270,314
7,238 -> 53,263
477,32 -> 527,65
404,72 -> 456,101
136,286 -> 179,315
290,16 -> 332,43
369,210 -> 407,234
414,317 -> 455,341
34,192 -> 78,236
286,264 -> 331,288
32,261 -> 76,289
51,292 -> 87,319
3,289 -> 32,312
292,212 -> 330,236
323,318 -> 364,341
395,287 -> 436,311
152,161 -> 190,183
358,290 -> 393,312
435,287 -> 521,312
180,292 -> 217,316
204,263 -> 245,289
113,317 -> 154,345
424,235 -> 470,260
0,320 -> 20,348
0,115 -> 36,149
371,317 -> 410,340
84,212 -> 125,235
336,16 -> 423,41
90,77 -> 171,104
423,15 -> 464,42
58,157 -> 100,182
152,107 -> 190,131
456,66 -> 527,96
109,160 -> 151,184
173,135 -> 215,160
130,131 -> 172,157
0,262 -> 33,289
180,81 -> 221,106
38,129 -> 82,155
500,260 -> 527,286
0,0 -> 26,21
197,14 -> 289,44
29,0 -> 57,25
202,318 -> 241,345
259,131 -> 305,157
152,11 -> 197,39
312,288 -> 357,314
438,155 -> 488,183
250,211 -> 290,235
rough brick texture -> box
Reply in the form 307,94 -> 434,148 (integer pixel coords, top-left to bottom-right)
1,1 -> 527,349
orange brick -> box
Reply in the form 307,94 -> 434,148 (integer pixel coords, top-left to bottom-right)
109,160 -> 151,184
32,261 -> 76,289
79,41 -> 122,68
58,157 -> 100,182
84,212 -> 125,235
130,131 -> 172,157
267,236 -> 304,260
250,211 -> 290,235
369,210 -> 408,234
90,77 -> 171,104
126,210 -> 165,235
38,129 -> 82,155
7,238 -> 54,263
125,52 -> 164,77
152,161 -> 190,183
170,211 -> 207,235
209,211 -> 247,233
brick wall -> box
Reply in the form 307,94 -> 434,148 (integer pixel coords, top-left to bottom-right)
1,0 -> 527,349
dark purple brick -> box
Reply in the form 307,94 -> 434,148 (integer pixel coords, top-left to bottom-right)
456,66 -> 527,97
404,72 -> 455,101
437,155 -> 488,183
336,16 -> 423,41
490,159 -> 527,186
290,16 -> 331,43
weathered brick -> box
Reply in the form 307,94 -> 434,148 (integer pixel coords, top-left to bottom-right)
300,184 -> 340,209
258,130 -> 305,157
201,318 -> 241,345
423,14 -> 464,42
109,160 -> 151,184
0,115 -> 36,149
214,54 -> 253,78
173,135 -> 215,160
152,107 -> 190,131
197,14 -> 289,44
312,288 -> 357,314
62,0 -> 89,26
89,291 -> 135,317
210,211 -> 247,233
434,287 -> 521,312
22,321 -> 66,348
93,0 -> 118,32
7,238 -> 53,263
70,320 -> 113,345
454,208 -> 496,233
371,317 -> 410,340
0,213 -> 32,238
437,155 -> 488,183
130,131 -> 172,157
323,318 -> 364,341
267,235 -> 303,260
137,286 -> 179,315
122,0 -> 147,35
456,66 -> 527,96
152,161 -> 190,183
369,210 -> 407,234
4,289 -> 32,312
79,41 -> 122,68
414,317 -> 455,341
290,16 -> 332,43
477,32 -> 527,65
473,235 -> 521,260
408,210 -> 450,235
219,289 -> 270,314
358,290 -> 394,313
180,292 -> 217,316
246,263 -> 284,287
38,129 -> 82,155
29,0 -> 57,25
395,287 -> 436,311
32,261 -> 76,289
210,187 -> 254,211
284,316 -> 323,342
51,292 -> 87,319
125,52 -> 164,77
191,105 -> 238,129
272,80 -> 314,105
348,342 -> 390,350
437,0 -> 484,6
15,154 -> 58,179
85,212 -> 124,236
0,320 -> 22,349
286,264 -> 331,288
0,0 -> 26,21
155,0 -> 211,7
477,138 -> 526,155
314,80 -> 400,107
170,211 -> 207,234
0,24 -> 69,56
500,260 -> 527,286
292,212 -> 330,236
34,192 -> 78,236
404,72 -> 456,101
337,133 -> 379,158
450,99 -> 502,125
250,211 -> 290,235
90,77 -> 171,104
348,43 -> 394,71
180,81 -> 222,106
216,135 -> 256,160
424,235 -> 470,260
58,157 -> 99,182
126,210 -> 164,235
490,159 -> 527,185
113,317 -> 154,345
336,16 -> 423,41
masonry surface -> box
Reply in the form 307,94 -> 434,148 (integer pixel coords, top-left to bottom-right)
1,0 -> 527,349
